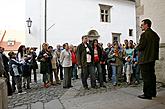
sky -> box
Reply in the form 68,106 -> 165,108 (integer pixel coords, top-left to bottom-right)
0,0 -> 25,30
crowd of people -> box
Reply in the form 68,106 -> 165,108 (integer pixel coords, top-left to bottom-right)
0,37 -> 141,95
0,19 -> 160,100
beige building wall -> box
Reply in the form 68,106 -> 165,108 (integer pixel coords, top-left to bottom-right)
139,0 -> 165,43
136,0 -> 165,83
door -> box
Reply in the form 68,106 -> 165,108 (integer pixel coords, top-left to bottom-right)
112,33 -> 121,43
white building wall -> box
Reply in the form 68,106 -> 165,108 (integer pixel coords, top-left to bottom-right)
26,0 -> 136,48
25,0 -> 44,49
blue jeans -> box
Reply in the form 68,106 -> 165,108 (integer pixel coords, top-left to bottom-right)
111,65 -> 117,85
133,64 -> 140,82
72,64 -> 78,80
94,62 -> 104,86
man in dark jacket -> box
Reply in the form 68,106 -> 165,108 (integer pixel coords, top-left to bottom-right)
136,19 -> 160,100
77,35 -> 96,89
0,47 -> 12,96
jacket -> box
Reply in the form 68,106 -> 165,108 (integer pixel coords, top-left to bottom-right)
0,54 -> 5,77
136,28 -> 160,64
9,59 -> 22,76
60,49 -> 72,67
76,43 -> 94,67
37,50 -> 52,74
107,48 -> 123,66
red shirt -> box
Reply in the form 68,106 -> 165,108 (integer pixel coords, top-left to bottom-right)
71,52 -> 77,64
94,47 -> 99,62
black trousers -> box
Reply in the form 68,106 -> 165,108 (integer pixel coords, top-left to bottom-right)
81,63 -> 96,88
101,64 -> 107,82
140,61 -> 156,97
31,68 -> 37,82
63,67 -> 72,87
107,63 -> 112,80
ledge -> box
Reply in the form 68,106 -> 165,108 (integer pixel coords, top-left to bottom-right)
160,43 -> 165,48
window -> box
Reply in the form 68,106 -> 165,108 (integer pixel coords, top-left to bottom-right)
129,29 -> 133,36
88,30 -> 100,42
99,4 -> 112,23
7,40 -> 15,46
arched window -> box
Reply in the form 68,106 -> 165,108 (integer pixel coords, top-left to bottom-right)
87,30 -> 100,41
88,30 -> 99,36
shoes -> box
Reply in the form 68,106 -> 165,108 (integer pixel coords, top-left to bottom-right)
151,93 -> 157,97
51,83 -> 56,86
27,87 -> 31,89
57,82 -> 61,85
63,86 -> 69,89
72,78 -> 75,80
126,82 -> 131,85
44,83 -> 49,88
84,87 -> 89,90
113,83 -> 117,86
100,85 -> 106,88
152,95 -> 156,97
91,85 -> 98,89
138,94 -> 152,100
63,85 -> 73,89
69,85 -> 73,88
18,91 -> 26,95
8,93 -> 12,96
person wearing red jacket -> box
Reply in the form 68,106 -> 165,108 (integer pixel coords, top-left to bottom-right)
70,45 -> 78,80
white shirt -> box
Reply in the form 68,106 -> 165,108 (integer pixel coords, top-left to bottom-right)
85,44 -> 91,63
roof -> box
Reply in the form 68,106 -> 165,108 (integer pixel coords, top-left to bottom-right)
0,30 -> 22,51
0,41 -> 21,51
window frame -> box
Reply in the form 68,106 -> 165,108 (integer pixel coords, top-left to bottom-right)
99,4 -> 112,23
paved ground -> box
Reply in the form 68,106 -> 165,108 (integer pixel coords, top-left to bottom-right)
8,73 -> 68,109
8,73 -> 165,109
61,86 -> 165,109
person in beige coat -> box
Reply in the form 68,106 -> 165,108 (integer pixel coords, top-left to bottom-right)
49,46 -> 61,85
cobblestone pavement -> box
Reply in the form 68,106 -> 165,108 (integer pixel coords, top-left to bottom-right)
8,82 -> 68,109
8,74 -> 165,109
8,73 -> 68,109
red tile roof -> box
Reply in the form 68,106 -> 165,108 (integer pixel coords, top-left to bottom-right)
0,41 -> 21,51
0,30 -> 22,51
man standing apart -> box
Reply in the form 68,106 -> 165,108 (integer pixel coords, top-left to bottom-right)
136,19 -> 160,100
77,35 -> 97,89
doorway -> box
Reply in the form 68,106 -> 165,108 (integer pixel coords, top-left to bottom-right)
112,33 -> 121,43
